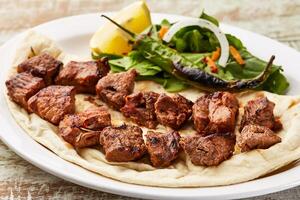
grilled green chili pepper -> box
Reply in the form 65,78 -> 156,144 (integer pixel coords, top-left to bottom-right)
101,15 -> 274,91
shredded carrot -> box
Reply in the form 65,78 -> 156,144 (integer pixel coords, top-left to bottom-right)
204,56 -> 218,73
229,45 -> 245,65
159,26 -> 169,39
211,47 -> 221,61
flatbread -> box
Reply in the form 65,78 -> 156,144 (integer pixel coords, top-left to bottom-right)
4,31 -> 300,187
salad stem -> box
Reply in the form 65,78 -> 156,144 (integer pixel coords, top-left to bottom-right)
101,15 -> 136,38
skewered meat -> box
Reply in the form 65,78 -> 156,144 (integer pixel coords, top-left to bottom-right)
96,69 -> 137,110
154,94 -> 193,130
59,107 -> 111,148
145,131 -> 181,167
180,133 -> 235,166
5,72 -> 45,111
99,124 -> 146,162
55,58 -> 109,94
238,124 -> 281,152
192,92 -> 239,135
17,53 -> 62,85
27,85 -> 76,125
120,92 -> 159,129
240,97 -> 282,132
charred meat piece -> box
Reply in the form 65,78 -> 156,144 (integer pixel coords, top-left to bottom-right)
240,97 -> 282,132
96,69 -> 137,110
55,58 -> 110,94
154,94 -> 193,130
59,115 -> 100,148
5,72 -> 45,111
59,107 -> 111,148
145,131 -> 181,167
192,95 -> 210,134
240,97 -> 282,131
99,124 -> 146,162
238,124 -> 281,152
78,107 -> 111,130
192,92 -> 239,135
17,53 -> 62,85
27,86 -> 76,125
180,133 -> 235,166
120,92 -> 159,129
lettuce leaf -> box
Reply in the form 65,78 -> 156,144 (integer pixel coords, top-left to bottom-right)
108,51 -> 186,92
109,51 -> 162,76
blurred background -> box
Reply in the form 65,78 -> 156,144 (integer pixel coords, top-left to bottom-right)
0,0 -> 299,199
0,0 -> 299,49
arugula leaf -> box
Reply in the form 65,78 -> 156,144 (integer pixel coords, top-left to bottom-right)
163,77 -> 188,92
181,52 -> 210,63
175,38 -> 187,52
109,51 -> 188,92
137,74 -> 188,92
189,30 -> 203,52
259,66 -> 289,94
108,51 -> 162,76
172,28 -> 219,53
200,12 -> 219,26
226,34 -> 244,50
160,19 -> 171,27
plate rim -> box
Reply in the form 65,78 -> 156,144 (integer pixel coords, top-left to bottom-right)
1,12 -> 300,200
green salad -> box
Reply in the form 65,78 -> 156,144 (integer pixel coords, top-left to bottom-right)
92,12 -> 289,94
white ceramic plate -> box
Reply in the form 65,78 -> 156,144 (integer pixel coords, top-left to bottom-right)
1,13 -> 300,200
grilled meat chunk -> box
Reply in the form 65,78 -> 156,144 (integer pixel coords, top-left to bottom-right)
59,107 -> 111,148
99,124 -> 146,162
192,94 -> 210,134
154,94 -> 193,130
120,92 -> 159,129
145,131 -> 181,167
77,107 -> 111,130
192,92 -> 239,135
96,69 -> 137,110
240,97 -> 282,132
5,72 -> 45,111
27,86 -> 76,125
55,58 -> 110,94
17,53 -> 62,85
238,124 -> 281,152
180,133 -> 235,166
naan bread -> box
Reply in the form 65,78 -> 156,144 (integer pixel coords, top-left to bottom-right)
5,31 -> 300,187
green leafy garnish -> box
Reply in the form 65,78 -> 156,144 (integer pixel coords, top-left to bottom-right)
94,12 -> 290,94
108,51 -> 186,92
225,49 -> 289,94
200,12 -> 219,26
109,51 -> 161,76
226,34 -> 244,50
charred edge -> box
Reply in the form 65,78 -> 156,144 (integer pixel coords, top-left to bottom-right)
173,55 -> 275,91
172,61 -> 229,89
231,55 -> 275,89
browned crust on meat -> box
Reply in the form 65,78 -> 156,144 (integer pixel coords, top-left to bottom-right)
145,131 -> 181,167
17,53 -> 62,85
27,85 -> 76,125
5,72 -> 45,111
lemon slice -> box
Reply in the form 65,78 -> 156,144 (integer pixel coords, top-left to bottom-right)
90,1 -> 151,56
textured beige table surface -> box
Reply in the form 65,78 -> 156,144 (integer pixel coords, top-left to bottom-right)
0,0 -> 300,199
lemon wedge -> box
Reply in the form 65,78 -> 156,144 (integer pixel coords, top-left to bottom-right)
90,1 -> 151,56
